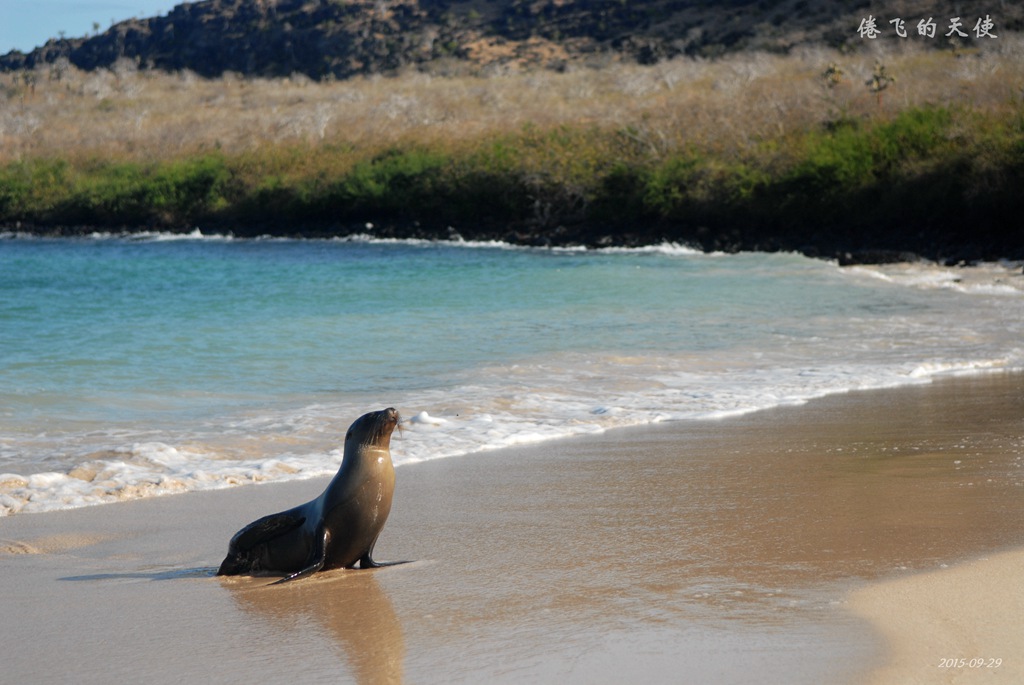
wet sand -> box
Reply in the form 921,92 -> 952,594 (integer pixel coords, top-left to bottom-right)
1,372 -> 1022,684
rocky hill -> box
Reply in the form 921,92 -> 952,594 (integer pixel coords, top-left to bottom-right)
2,0 -> 1020,80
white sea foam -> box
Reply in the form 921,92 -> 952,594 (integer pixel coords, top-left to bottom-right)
409,411 -> 448,425
3,352 -> 1020,516
339,234 -> 709,257
848,261 -> 1024,295
146,228 -> 235,242
45,229 -> 714,258
594,242 -> 708,256
78,228 -> 236,242
338,233 -> 524,251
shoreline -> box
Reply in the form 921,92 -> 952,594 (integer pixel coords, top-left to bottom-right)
7,225 -> 1024,269
3,221 -> 1021,267
2,372 -> 1022,683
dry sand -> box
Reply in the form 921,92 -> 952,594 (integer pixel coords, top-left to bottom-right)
1,372 -> 1022,684
849,549 -> 1023,685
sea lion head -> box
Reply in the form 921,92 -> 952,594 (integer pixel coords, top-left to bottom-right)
345,407 -> 400,450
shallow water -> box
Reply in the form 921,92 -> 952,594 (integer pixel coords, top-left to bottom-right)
1,233 -> 1022,514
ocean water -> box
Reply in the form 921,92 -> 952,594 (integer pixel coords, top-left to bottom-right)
2,232 -> 1022,515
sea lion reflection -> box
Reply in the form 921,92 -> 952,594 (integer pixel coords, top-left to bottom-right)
230,571 -> 404,685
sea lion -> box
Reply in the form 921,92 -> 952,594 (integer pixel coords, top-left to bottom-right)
217,407 -> 400,583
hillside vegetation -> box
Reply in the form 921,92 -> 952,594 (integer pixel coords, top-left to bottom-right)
2,37 -> 1023,262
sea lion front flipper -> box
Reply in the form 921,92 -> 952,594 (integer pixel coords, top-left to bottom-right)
359,556 -> 409,569
359,554 -> 382,569
358,544 -> 410,569
272,526 -> 330,585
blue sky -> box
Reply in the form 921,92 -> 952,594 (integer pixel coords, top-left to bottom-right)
1,0 -> 188,54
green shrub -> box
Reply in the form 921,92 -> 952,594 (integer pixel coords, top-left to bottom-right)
872,106 -> 952,165
147,154 -> 232,220
52,154 -> 231,225
0,159 -> 72,219
1,102 -> 1020,257
785,123 -> 876,198
330,147 -> 450,215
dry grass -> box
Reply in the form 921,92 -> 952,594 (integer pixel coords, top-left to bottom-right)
2,37 -> 1022,165
2,38 -> 1022,262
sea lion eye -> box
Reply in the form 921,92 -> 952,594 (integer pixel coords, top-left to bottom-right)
345,431 -> 352,440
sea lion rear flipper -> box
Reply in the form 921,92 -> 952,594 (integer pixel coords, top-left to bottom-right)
230,513 -> 306,551
272,526 -> 329,585
216,513 -> 307,576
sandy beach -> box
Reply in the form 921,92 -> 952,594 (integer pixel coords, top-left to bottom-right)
2,371 -> 1022,684
849,549 -> 1023,685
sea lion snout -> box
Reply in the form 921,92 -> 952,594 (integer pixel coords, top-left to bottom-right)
354,407 -> 400,446
378,407 -> 400,434
380,407 -> 400,444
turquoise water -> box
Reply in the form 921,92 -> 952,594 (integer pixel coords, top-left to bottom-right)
2,233 -> 1022,514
